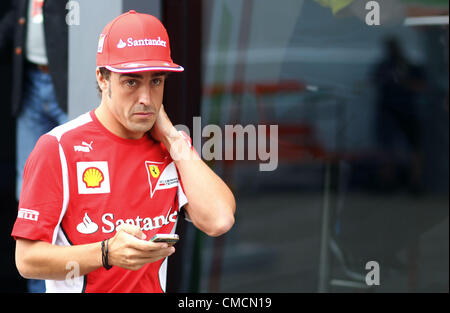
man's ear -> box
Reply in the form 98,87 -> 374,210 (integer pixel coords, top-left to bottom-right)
96,68 -> 109,93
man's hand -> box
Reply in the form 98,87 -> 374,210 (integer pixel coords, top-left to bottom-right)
150,104 -> 178,143
107,224 -> 175,271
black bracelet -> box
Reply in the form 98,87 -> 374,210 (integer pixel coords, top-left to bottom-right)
101,239 -> 113,270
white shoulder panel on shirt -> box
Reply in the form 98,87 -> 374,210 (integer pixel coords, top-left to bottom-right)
48,112 -> 93,142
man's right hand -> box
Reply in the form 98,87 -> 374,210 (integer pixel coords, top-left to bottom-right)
107,224 -> 175,271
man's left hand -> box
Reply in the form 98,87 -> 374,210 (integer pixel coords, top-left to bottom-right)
150,104 -> 178,143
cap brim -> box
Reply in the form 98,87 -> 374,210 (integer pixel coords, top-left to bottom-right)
105,60 -> 184,73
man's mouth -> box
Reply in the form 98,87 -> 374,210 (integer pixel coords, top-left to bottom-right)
133,112 -> 154,117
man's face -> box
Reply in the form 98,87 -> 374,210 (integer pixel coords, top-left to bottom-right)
99,70 -> 167,139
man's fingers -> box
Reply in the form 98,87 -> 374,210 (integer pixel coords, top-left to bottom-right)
125,247 -> 176,271
130,237 -> 169,251
116,223 -> 146,240
134,246 -> 176,260
116,227 -> 169,251
114,224 -> 175,252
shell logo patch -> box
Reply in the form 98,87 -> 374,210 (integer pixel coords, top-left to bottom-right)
77,161 -> 110,194
83,167 -> 104,188
149,165 -> 160,178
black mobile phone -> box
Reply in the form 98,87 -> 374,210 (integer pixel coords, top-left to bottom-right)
150,233 -> 179,245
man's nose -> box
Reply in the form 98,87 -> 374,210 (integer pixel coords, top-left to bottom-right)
138,86 -> 153,106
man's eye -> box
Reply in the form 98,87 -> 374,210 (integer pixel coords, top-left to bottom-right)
152,78 -> 162,86
126,80 -> 137,87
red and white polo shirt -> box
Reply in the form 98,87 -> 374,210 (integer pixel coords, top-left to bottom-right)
12,110 -> 189,293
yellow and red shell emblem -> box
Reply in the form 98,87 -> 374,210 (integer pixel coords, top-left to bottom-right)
82,167 -> 104,188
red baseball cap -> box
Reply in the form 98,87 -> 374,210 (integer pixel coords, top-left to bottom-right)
96,10 -> 183,73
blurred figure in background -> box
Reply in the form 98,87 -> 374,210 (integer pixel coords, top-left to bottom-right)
333,36 -> 429,280
371,36 -> 427,195
0,0 -> 68,292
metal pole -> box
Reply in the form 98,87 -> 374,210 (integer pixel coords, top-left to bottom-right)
318,160 -> 332,292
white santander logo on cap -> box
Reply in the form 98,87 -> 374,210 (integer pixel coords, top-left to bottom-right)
117,37 -> 167,49
117,39 -> 126,48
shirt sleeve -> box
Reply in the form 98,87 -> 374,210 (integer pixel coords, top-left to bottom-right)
11,134 -> 65,243
177,172 -> 191,222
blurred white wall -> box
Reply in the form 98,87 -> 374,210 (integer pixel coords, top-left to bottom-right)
68,0 -> 122,119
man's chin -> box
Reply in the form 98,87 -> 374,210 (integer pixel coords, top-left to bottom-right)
127,122 -> 154,136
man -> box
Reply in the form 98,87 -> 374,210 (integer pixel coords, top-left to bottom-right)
371,37 -> 426,193
11,10 -> 236,293
0,0 -> 68,293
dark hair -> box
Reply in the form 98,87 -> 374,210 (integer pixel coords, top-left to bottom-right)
96,67 -> 112,95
